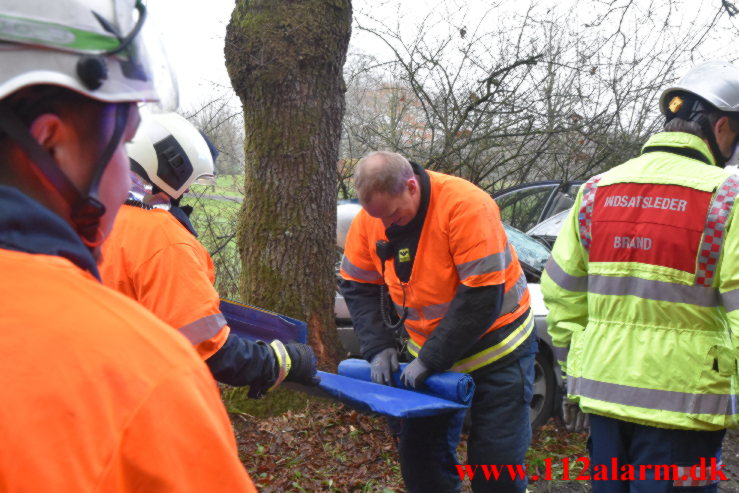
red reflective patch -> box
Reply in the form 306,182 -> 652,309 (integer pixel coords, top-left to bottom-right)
589,183 -> 712,272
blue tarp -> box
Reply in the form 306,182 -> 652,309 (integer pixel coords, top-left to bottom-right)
314,360 -> 475,418
219,298 -> 307,344
220,300 -> 475,417
315,370 -> 471,418
337,359 -> 475,406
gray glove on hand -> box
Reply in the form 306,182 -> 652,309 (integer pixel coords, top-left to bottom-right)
400,358 -> 431,389
562,398 -> 589,433
370,347 -> 399,385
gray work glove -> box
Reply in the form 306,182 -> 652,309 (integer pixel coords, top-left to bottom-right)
562,398 -> 589,433
400,358 -> 431,389
370,347 -> 399,385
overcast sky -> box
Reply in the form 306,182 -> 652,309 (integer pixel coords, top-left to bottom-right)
146,0 -> 738,111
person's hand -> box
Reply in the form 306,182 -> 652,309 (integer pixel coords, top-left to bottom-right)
400,358 -> 430,389
370,347 -> 399,385
247,341 -> 319,399
284,342 -> 320,386
562,398 -> 589,432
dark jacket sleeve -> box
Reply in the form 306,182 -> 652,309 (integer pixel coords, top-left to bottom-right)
418,283 -> 504,372
205,332 -> 277,387
340,279 -> 398,361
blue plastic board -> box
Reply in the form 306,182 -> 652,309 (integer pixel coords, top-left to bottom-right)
219,298 -> 307,344
337,359 -> 475,406
316,371 -> 469,418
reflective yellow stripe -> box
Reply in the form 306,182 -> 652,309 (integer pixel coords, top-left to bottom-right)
407,313 -> 534,373
407,338 -> 421,356
452,312 -> 534,373
268,340 -> 291,391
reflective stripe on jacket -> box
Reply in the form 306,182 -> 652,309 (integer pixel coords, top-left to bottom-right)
100,205 -> 229,359
342,169 -> 531,371
541,132 -> 739,431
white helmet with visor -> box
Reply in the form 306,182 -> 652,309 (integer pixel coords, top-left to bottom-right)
0,0 -> 176,247
127,112 -> 217,200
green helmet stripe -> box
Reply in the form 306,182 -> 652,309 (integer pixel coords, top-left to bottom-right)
0,13 -> 119,53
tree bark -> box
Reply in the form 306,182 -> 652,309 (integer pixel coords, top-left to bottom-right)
225,0 -> 351,369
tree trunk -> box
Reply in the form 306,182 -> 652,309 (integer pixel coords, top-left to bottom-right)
225,0 -> 351,369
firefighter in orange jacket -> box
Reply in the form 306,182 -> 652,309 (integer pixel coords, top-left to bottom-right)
100,112 -> 320,395
0,1 -> 255,491
340,151 -> 537,493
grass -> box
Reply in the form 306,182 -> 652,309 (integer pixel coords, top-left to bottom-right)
180,192 -> 242,297
190,174 -> 245,198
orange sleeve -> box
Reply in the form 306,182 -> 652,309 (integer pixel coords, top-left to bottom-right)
340,212 -> 384,285
132,241 -> 228,359
448,195 -> 509,288
104,363 -> 257,492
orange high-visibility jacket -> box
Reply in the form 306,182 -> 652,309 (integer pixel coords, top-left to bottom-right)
341,169 -> 532,373
0,193 -> 255,492
100,205 -> 229,359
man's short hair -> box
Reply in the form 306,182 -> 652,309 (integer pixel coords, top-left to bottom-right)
354,151 -> 414,203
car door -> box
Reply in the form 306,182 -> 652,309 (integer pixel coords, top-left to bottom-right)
494,181 -> 582,232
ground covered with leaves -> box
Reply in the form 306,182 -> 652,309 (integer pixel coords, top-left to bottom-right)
233,401 -> 403,492
231,397 -> 739,492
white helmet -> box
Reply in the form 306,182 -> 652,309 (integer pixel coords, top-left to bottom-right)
0,0 -> 165,103
659,61 -> 739,167
337,202 -> 362,249
660,61 -> 739,116
0,0 -> 168,247
127,112 -> 217,199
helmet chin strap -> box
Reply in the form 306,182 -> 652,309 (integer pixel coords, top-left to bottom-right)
72,103 -> 130,247
0,101 -> 130,249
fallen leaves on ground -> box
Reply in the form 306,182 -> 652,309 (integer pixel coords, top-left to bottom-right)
232,400 -> 403,492
232,400 -> 739,493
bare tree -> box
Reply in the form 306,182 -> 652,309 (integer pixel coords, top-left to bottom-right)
183,91 -> 245,177
341,0 -> 738,194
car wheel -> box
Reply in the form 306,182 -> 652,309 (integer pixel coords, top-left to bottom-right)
530,348 -> 556,429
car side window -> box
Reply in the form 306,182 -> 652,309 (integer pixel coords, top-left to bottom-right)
548,192 -> 575,217
496,185 -> 558,232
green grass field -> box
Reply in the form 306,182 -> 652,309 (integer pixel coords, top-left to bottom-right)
189,174 -> 244,198
180,191 -> 242,298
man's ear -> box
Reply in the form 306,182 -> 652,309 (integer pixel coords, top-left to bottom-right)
714,115 -> 732,137
28,113 -> 66,156
407,177 -> 418,194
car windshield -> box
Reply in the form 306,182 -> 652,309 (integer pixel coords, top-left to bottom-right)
503,223 -> 550,275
